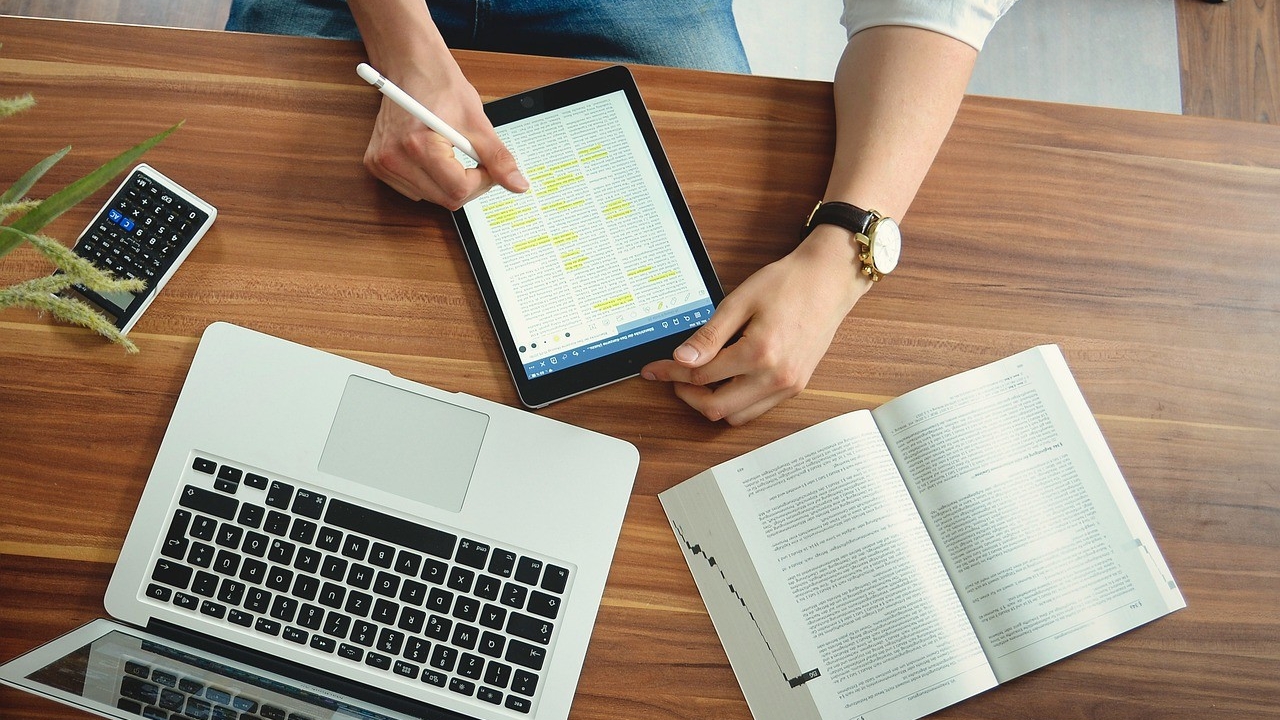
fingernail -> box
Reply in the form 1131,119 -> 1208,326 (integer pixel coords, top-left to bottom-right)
508,171 -> 530,192
641,371 -> 656,381
674,344 -> 699,363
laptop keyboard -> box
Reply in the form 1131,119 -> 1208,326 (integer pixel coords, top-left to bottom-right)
143,454 -> 572,716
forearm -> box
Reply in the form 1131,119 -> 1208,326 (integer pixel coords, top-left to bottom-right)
347,0 -> 455,85
825,25 -> 978,221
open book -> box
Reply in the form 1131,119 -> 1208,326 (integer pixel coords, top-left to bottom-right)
660,345 -> 1184,720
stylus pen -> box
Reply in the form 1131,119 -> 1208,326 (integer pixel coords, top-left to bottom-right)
356,62 -> 481,163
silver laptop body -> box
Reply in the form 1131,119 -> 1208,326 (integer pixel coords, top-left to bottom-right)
3,322 -> 637,720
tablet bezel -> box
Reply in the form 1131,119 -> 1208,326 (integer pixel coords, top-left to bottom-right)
452,65 -> 723,408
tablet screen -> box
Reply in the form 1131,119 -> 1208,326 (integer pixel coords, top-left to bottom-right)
453,66 -> 722,407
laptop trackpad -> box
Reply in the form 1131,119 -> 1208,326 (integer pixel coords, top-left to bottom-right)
319,375 -> 489,513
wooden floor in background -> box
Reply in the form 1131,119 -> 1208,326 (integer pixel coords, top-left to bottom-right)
0,0 -> 1276,124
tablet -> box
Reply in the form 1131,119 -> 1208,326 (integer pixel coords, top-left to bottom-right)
452,65 -> 723,408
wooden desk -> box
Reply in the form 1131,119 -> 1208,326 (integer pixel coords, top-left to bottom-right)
2,15 -> 1277,719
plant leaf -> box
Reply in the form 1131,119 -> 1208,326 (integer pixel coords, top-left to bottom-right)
0,93 -> 35,118
0,145 -> 70,206
0,282 -> 138,353
0,199 -> 40,224
0,226 -> 146,293
1,121 -> 181,257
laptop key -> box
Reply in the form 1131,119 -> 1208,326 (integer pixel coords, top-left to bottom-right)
399,606 -> 426,634
316,526 -> 343,552
456,539 -> 489,569
371,598 -> 399,624
298,603 -> 325,630
341,534 -> 369,561
514,557 -> 542,585
394,550 -> 421,576
325,499 -> 456,559
422,558 -> 447,585
237,503 -> 265,529
457,652 -> 484,680
192,571 -> 219,597
404,637 -> 431,663
216,524 -> 244,549
505,639 -> 547,671
511,669 -> 539,696
488,549 -> 517,578
338,643 -> 363,662
350,620 -> 377,647
291,488 -> 325,519
190,515 -> 218,541
263,511 -> 290,536
365,652 -> 392,671
179,485 -> 237,521
199,600 -> 226,619
474,574 -> 501,601
507,612 -> 553,645
187,541 -> 214,568
369,542 -> 396,568
151,559 -> 193,589
324,611 -> 352,639
239,558 -> 267,585
424,614 -> 452,641
217,580 -> 246,606
541,564 -> 570,594
526,590 -> 561,619
266,481 -> 294,509
485,660 -> 512,688
146,583 -> 172,602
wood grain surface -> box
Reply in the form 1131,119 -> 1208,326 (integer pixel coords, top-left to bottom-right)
1,16 -> 1277,720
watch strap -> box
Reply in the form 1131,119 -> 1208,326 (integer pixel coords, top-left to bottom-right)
802,201 -> 875,239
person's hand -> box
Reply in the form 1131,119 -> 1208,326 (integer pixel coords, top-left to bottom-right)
641,227 -> 873,425
363,69 -> 528,209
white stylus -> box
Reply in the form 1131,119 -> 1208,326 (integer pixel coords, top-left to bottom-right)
356,62 -> 481,163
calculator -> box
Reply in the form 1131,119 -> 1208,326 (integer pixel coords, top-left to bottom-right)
65,163 -> 217,334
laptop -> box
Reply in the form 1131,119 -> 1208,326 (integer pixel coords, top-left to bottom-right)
0,321 -> 639,720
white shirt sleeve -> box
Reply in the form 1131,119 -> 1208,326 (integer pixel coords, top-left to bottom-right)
841,0 -> 1019,50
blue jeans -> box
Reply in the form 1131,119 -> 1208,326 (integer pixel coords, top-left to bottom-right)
226,0 -> 750,73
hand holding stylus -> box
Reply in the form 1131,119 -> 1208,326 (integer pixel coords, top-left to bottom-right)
355,62 -> 528,208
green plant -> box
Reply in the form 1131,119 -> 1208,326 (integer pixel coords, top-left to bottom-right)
1,89 -> 179,352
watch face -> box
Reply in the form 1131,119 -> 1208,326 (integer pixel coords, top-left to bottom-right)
869,217 -> 901,274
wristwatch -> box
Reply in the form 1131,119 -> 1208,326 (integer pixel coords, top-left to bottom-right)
802,201 -> 901,282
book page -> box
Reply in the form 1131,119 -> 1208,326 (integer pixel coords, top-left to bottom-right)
685,411 -> 997,720
873,346 -> 1185,681
662,469 -> 826,720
